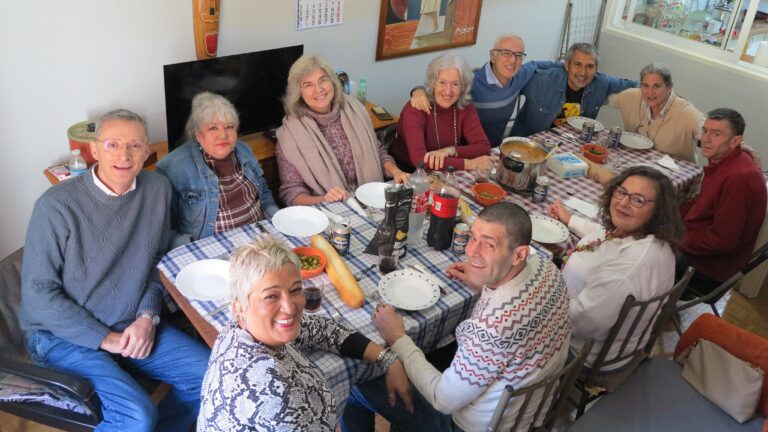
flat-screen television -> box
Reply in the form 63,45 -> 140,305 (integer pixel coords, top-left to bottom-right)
163,45 -> 304,150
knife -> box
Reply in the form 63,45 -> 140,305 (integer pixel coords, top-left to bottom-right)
407,263 -> 447,295
346,196 -> 369,218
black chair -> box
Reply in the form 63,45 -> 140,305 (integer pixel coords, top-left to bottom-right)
0,248 -> 102,431
573,267 -> 694,418
675,241 -> 768,331
486,339 -> 594,432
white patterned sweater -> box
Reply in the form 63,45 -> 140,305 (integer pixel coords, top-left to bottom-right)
198,315 -> 355,432
392,254 -> 571,432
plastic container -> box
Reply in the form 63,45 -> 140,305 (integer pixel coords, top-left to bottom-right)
546,152 -> 588,178
407,162 -> 430,246
69,149 -> 88,178
356,77 -> 368,104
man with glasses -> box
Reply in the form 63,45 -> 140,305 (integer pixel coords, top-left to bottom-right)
678,108 -> 767,297
510,42 -> 637,137
410,33 -> 560,146
19,109 -> 209,431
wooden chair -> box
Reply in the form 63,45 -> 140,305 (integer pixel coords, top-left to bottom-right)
574,267 -> 694,417
486,339 -> 594,432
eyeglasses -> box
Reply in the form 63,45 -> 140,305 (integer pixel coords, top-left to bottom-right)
300,75 -> 333,91
436,79 -> 462,90
96,139 -> 148,153
493,49 -> 527,60
612,186 -> 657,208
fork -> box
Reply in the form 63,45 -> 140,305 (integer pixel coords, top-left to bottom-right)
407,263 -> 448,295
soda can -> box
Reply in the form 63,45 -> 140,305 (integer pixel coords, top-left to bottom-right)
330,219 -> 351,255
532,176 -> 550,203
451,223 -> 470,255
607,127 -> 622,149
580,120 -> 595,142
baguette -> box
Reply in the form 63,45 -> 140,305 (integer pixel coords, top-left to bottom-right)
310,235 -> 365,308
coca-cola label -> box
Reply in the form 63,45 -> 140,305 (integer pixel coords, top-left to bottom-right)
431,193 -> 458,218
412,190 -> 429,213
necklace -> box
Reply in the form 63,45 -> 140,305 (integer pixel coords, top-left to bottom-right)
433,103 -> 457,150
562,232 -> 617,264
635,94 -> 675,145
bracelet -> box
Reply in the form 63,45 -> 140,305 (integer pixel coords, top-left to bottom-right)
376,348 -> 398,371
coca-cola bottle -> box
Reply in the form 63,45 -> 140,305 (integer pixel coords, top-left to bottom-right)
406,162 -> 430,246
427,166 -> 459,250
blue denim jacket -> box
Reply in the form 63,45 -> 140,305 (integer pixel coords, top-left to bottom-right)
510,67 -> 637,137
156,140 -> 279,247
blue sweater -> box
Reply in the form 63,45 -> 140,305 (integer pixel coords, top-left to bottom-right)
472,61 -> 560,147
20,170 -> 171,349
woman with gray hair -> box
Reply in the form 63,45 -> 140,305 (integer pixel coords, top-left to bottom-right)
609,63 -> 703,163
198,235 -> 412,431
391,53 -> 492,171
157,91 -> 279,248
276,53 -> 408,206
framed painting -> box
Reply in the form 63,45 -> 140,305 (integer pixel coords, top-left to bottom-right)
375,0 -> 483,60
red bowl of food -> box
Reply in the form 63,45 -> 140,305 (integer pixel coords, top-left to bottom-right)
471,182 -> 506,207
293,246 -> 327,279
581,144 -> 610,164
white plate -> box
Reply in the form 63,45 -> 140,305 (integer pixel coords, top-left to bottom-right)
272,206 -> 329,237
567,116 -> 605,132
531,214 -> 570,244
355,182 -> 389,209
620,132 -> 654,150
175,259 -> 230,301
378,269 -> 440,311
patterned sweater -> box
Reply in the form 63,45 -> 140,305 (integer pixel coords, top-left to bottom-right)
391,254 -> 571,432
198,316 -> 362,431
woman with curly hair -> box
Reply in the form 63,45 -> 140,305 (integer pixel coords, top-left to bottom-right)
548,165 -> 684,367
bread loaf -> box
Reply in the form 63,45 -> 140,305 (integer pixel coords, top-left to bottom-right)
310,235 -> 365,308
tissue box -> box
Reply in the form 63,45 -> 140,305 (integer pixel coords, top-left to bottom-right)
547,152 -> 588,178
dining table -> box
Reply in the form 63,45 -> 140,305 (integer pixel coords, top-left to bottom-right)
159,197 -> 554,416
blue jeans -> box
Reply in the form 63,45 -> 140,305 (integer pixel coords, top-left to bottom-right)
341,376 -> 465,432
27,324 -> 210,432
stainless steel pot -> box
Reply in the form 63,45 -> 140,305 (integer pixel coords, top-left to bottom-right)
496,137 -> 548,191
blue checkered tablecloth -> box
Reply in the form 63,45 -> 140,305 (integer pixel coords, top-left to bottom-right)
160,199 -> 541,415
455,125 -> 703,224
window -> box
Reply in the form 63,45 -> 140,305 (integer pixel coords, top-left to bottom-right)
611,0 -> 768,71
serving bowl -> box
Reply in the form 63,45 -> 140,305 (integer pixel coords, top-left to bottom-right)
293,246 -> 327,279
580,144 -> 610,164
471,182 -> 506,207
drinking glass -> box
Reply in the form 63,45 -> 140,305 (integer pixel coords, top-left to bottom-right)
378,245 -> 399,275
303,283 -> 324,313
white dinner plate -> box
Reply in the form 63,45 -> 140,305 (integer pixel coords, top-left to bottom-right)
175,259 -> 230,301
620,132 -> 654,150
272,206 -> 329,237
378,269 -> 440,311
566,116 -> 605,132
355,182 -> 390,209
530,214 -> 570,244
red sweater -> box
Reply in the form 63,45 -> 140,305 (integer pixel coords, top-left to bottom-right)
392,102 -> 491,171
680,147 -> 767,282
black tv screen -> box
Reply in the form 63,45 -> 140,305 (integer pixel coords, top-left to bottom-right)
163,45 -> 304,150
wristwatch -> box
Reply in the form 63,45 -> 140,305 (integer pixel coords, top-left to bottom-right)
137,311 -> 160,326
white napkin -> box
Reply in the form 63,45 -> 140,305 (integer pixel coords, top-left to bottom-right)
564,197 -> 599,219
656,154 -> 681,172
346,197 -> 368,218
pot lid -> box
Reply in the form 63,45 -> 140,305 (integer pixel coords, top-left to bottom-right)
67,120 -> 97,142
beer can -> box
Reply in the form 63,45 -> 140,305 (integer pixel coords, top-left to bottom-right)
451,223 -> 470,255
532,176 -> 550,203
580,120 -> 595,142
330,220 -> 351,255
607,127 -> 622,149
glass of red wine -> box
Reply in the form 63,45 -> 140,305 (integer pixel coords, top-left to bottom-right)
303,283 -> 324,313
378,245 -> 399,275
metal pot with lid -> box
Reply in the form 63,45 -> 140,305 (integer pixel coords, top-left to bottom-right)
496,137 -> 549,191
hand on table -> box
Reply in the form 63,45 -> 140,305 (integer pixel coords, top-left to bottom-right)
548,199 -> 572,225
372,303 -> 405,346
424,147 -> 453,170
466,155 -> 496,171
392,169 -> 410,185
409,88 -> 431,115
385,359 -> 414,413
446,261 -> 483,292
324,186 -> 350,203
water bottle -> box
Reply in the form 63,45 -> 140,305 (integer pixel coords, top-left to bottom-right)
69,149 -> 88,178
427,166 -> 460,250
406,162 -> 430,246
356,77 -> 368,104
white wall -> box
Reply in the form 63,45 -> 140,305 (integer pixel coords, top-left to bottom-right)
0,0 -> 567,258
596,29 -> 768,161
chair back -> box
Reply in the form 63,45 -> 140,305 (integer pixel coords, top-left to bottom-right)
0,248 -> 26,360
585,268 -> 693,391
486,340 -> 594,432
738,181 -> 768,298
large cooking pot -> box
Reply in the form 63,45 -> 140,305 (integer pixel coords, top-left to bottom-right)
68,120 -> 97,166
496,137 -> 549,191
